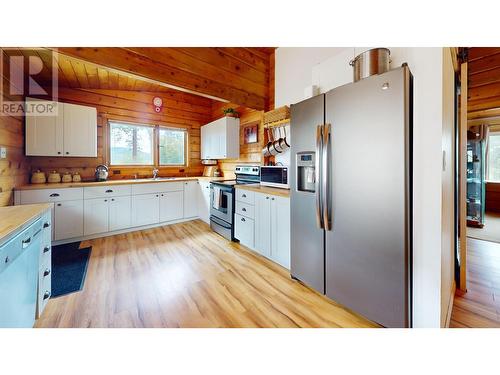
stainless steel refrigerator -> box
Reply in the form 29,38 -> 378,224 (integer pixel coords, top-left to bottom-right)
290,66 -> 413,328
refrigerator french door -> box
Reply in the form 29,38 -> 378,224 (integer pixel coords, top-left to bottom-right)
290,66 -> 413,328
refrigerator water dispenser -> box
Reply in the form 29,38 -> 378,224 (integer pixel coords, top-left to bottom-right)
296,152 -> 315,192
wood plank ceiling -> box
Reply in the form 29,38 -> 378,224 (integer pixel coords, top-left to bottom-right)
2,47 -> 275,111
51,47 -> 274,110
468,47 -> 500,125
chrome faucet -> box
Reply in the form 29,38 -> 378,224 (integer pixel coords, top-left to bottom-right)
153,168 -> 159,179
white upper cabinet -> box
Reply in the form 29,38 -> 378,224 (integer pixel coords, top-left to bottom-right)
25,99 -> 64,156
200,117 -> 239,159
62,102 -> 97,157
25,98 -> 97,157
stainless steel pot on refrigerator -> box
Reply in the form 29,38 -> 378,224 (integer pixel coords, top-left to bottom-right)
290,65 -> 413,328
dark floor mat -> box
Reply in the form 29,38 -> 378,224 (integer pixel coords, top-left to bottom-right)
51,242 -> 91,298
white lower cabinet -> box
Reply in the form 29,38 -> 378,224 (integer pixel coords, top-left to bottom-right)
84,198 -> 109,236
109,196 -> 132,231
183,181 -> 198,218
160,191 -> 184,222
54,200 -> 84,241
16,179 -> 214,243
234,214 -> 254,249
132,193 -> 160,227
197,181 -> 211,224
236,189 -> 291,269
270,196 -> 291,269
254,193 -> 272,258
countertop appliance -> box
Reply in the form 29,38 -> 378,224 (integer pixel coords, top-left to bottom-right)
290,65 -> 413,328
95,164 -> 109,181
260,165 -> 289,189
209,165 -> 260,240
0,219 -> 42,327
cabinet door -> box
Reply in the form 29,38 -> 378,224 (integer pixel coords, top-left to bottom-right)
84,198 -> 109,236
197,181 -> 211,224
213,119 -> 226,159
271,196 -> 291,269
54,200 -> 84,240
234,213 -> 254,249
183,181 -> 198,218
109,196 -> 132,231
160,191 -> 184,222
254,193 -> 271,258
63,102 -> 97,157
131,193 -> 159,227
201,124 -> 209,159
25,98 -> 63,156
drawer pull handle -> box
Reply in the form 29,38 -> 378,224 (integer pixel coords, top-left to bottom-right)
241,217 -> 246,222
104,199 -> 108,202
111,198 -> 115,201
43,222 -> 50,228
4,256 -> 9,264
22,237 -> 31,248
57,203 -> 61,206
266,196 -> 269,200
49,193 -> 60,197
43,291 -> 51,300
43,246 -> 50,253
105,189 -> 113,193
43,268 -> 51,277
271,198 -> 275,201
242,194 -> 247,198
242,208 -> 247,212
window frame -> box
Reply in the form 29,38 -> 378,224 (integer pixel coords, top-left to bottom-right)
107,120 -> 189,168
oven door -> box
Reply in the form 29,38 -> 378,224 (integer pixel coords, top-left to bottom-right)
210,185 -> 233,224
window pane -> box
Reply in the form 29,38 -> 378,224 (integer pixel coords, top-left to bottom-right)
159,128 -> 186,165
110,122 -> 153,165
488,133 -> 500,181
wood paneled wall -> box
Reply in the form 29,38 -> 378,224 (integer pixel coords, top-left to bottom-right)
0,52 -> 30,206
211,102 -> 264,178
30,88 -> 213,180
56,48 -> 275,111
486,182 -> 500,213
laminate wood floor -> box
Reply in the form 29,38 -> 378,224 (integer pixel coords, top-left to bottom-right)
450,238 -> 500,328
36,220 -> 377,328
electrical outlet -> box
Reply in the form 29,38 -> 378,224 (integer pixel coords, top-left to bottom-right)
0,147 -> 6,159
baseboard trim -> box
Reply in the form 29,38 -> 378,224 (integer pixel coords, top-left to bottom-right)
445,280 -> 456,328
52,216 -> 207,246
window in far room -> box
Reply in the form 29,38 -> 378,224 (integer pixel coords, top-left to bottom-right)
487,131 -> 500,182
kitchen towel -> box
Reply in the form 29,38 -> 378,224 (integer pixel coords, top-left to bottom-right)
212,186 -> 222,209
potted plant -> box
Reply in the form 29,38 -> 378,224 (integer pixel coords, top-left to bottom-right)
223,107 -> 239,118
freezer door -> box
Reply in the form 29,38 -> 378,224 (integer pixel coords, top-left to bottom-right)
325,67 -> 412,327
290,94 -> 326,294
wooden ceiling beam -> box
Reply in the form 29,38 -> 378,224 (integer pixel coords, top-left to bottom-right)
54,47 -> 269,110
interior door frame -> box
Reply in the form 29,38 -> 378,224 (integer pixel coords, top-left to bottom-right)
458,60 -> 468,292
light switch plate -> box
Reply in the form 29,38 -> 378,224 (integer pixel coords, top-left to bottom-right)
0,147 -> 6,159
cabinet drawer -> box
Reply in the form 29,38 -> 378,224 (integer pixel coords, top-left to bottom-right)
235,189 -> 255,205
20,188 -> 83,204
234,213 -> 254,249
131,182 -> 183,195
84,184 -> 131,199
235,201 -> 254,219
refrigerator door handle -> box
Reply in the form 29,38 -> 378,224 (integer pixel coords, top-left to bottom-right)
315,124 -> 324,229
322,123 -> 332,230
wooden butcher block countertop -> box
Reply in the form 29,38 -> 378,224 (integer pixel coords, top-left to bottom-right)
235,184 -> 290,198
15,176 -> 226,191
0,203 -> 52,245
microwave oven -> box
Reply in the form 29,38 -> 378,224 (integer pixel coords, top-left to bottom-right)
260,166 -> 289,189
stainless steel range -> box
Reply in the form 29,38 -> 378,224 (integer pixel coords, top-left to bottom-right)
210,165 -> 260,240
